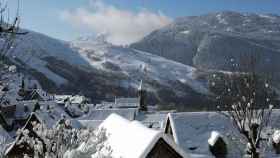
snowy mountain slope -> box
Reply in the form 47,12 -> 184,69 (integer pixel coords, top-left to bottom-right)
72,36 -> 209,95
0,30 -> 214,110
131,11 -> 280,75
71,37 -> 212,109
6,30 -> 92,86
3,11 -> 280,109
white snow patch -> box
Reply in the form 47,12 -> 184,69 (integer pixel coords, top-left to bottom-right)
95,114 -> 188,158
8,65 -> 17,73
216,14 -> 228,25
273,130 -> 280,144
259,14 -> 276,20
179,79 -> 187,84
73,39 -> 210,95
181,30 -> 191,35
226,27 -> 233,32
208,131 -> 222,146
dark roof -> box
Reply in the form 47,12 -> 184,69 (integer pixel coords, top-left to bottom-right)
80,108 -> 137,121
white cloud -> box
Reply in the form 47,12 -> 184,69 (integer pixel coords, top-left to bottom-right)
60,0 -> 172,45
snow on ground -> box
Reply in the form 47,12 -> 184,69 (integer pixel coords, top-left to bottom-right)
11,30 -> 90,66
258,14 -> 276,22
72,39 -> 209,95
273,130 -> 280,144
207,131 -> 222,146
2,30 -> 93,86
181,30 -> 191,34
216,14 -> 228,25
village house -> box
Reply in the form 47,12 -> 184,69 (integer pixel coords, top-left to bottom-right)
96,80 -> 147,110
96,113 -> 188,158
71,81 -> 171,130
163,112 -> 243,157
69,108 -> 137,129
163,111 -> 280,158
54,95 -> 88,105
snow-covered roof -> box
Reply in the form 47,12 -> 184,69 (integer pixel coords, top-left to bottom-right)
135,112 -> 168,129
15,100 -> 69,128
208,131 -> 222,146
35,110 -> 61,129
54,95 -> 71,104
98,113 -> 188,158
14,100 -> 37,119
33,89 -> 52,101
115,97 -> 139,104
54,95 -> 86,104
21,112 -> 42,129
80,108 -> 137,121
35,101 -> 70,128
164,112 -> 240,157
20,111 -> 57,130
69,95 -> 86,104
98,100 -> 139,109
165,110 -> 280,157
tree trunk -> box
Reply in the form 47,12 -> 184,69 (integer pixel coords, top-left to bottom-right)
251,151 -> 259,158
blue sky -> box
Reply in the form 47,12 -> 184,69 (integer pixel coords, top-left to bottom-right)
7,0 -> 280,43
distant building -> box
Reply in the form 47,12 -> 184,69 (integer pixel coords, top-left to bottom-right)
99,80 -> 147,111
114,97 -> 139,108
81,108 -> 137,121
54,95 -> 71,105
54,95 -> 87,105
17,77 -> 50,101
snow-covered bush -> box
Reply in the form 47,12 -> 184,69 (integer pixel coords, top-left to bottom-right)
0,136 -> 9,158
208,56 -> 277,158
64,128 -> 112,158
10,119 -> 111,158
272,130 -> 280,154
